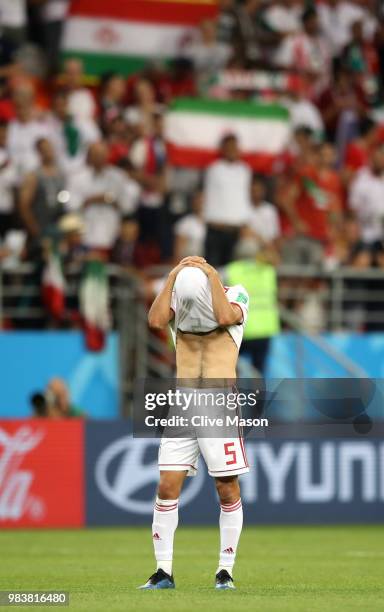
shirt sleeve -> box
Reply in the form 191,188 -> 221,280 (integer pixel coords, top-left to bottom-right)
225,285 -> 249,324
170,288 -> 177,315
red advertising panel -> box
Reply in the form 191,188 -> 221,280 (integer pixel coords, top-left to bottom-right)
0,420 -> 84,528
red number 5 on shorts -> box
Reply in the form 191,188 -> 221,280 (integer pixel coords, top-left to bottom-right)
224,442 -> 237,465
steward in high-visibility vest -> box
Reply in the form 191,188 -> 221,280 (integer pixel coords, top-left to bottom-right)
226,258 -> 280,373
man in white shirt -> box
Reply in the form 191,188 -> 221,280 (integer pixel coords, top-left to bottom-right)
61,58 -> 97,121
66,142 -> 129,252
7,86 -> 50,178
0,0 -> 26,43
174,190 -> 206,260
274,7 -> 331,96
40,0 -> 70,72
183,19 -> 231,94
318,0 -> 377,58
247,174 -> 281,246
349,147 -> 384,245
45,89 -> 100,176
141,257 -> 249,591
204,134 -> 252,266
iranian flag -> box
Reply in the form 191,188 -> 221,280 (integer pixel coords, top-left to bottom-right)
62,0 -> 217,76
41,248 -> 66,320
165,98 -> 291,172
80,260 -> 111,352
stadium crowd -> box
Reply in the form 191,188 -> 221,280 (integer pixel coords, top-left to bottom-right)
1,1 -> 384,331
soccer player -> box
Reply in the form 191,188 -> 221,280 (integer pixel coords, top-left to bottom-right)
139,256 -> 249,590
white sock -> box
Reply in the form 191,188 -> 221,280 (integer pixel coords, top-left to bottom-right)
216,498 -> 243,577
152,497 -> 179,576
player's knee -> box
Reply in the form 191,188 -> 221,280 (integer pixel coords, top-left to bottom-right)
215,476 -> 240,504
158,478 -> 180,500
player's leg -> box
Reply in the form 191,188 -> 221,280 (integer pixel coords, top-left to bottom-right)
139,470 -> 186,590
198,435 -> 248,589
153,470 -> 186,574
139,438 -> 199,590
214,475 -> 243,589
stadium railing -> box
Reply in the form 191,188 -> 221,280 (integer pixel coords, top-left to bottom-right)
1,263 -> 384,415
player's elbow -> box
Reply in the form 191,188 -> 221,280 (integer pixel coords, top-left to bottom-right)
217,313 -> 237,327
148,314 -> 167,330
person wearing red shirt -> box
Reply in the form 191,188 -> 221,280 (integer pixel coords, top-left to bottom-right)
344,116 -> 378,180
278,142 -> 342,264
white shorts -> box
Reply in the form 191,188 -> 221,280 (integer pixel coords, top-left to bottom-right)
158,436 -> 249,477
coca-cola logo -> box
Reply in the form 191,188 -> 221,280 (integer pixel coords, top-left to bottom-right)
0,426 -> 45,522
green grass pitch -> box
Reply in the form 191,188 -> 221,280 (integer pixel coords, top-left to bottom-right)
1,526 -> 383,611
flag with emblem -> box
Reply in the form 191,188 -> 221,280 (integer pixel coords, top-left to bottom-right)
62,0 -> 217,76
80,260 -> 111,352
165,98 -> 291,172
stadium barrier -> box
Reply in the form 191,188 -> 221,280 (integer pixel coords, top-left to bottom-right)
1,420 -> 383,528
0,332 -> 119,419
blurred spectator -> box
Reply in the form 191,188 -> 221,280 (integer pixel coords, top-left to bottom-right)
0,120 -> 18,237
111,213 -> 140,269
283,86 -> 324,137
46,377 -> 85,417
225,242 -> 280,374
18,137 -> 66,243
7,84 -> 50,176
279,143 -> 342,265
183,19 -> 231,94
125,78 -> 163,129
116,158 -> 141,215
344,116 -> 378,174
325,213 -> 362,269
129,112 -> 168,261
317,141 -> 344,213
216,0 -> 238,48
0,0 -> 27,45
100,73 -> 127,129
39,0 -> 70,74
275,7 -> 331,96
263,0 -> 303,65
0,20 -> 19,82
61,58 -> 97,121
231,0 -> 267,68
263,0 -> 302,35
67,141 -> 128,254
342,19 -> 379,103
203,134 -> 251,266
173,189 -> 206,260
318,0 -> 372,59
349,146 -> 384,245
245,174 -> 281,247
317,65 -> 367,143
57,213 -> 87,265
286,125 -> 316,170
105,115 -> 131,165
45,89 -> 100,175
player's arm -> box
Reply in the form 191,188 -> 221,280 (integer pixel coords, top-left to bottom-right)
192,262 -> 243,326
148,256 -> 206,330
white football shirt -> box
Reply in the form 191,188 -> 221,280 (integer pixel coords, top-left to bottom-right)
170,267 -> 249,349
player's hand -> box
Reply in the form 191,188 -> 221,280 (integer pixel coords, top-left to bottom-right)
168,256 -> 208,281
186,261 -> 218,279
179,256 -> 206,266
